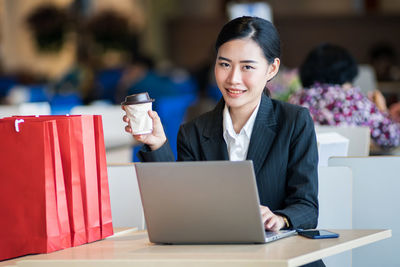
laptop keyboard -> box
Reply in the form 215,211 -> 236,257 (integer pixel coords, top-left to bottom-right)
265,231 -> 278,238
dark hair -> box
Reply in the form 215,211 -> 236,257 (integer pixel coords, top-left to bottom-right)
215,16 -> 281,96
300,43 -> 358,88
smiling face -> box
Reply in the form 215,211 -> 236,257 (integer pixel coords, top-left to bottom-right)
214,38 -> 280,115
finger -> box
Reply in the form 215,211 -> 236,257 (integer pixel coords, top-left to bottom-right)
121,105 -> 126,111
134,134 -> 142,141
269,216 -> 286,232
268,223 -> 280,232
148,110 -> 160,121
123,115 -> 129,122
133,134 -> 148,144
265,217 -> 281,232
134,133 -> 150,142
149,111 -> 163,131
125,125 -> 132,133
261,212 -> 274,224
259,206 -> 272,223
266,217 -> 277,230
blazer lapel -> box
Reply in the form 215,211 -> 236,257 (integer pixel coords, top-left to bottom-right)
201,99 -> 229,160
246,95 -> 277,175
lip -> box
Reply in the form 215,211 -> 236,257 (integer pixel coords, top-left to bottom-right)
225,88 -> 247,98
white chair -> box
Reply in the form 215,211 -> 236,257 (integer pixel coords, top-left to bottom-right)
0,102 -> 51,118
318,166 -> 352,229
318,166 -> 352,267
329,156 -> 400,267
353,64 -> 377,95
316,132 -> 349,166
0,105 -> 19,118
71,105 -> 136,163
19,102 -> 51,115
315,126 -> 370,156
107,164 -> 144,230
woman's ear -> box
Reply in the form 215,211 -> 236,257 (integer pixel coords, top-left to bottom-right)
266,58 -> 280,81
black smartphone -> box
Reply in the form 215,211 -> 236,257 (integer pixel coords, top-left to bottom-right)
297,229 -> 339,239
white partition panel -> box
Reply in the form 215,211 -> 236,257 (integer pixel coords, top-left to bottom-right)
107,164 -> 144,230
315,126 -> 370,157
329,156 -> 400,267
318,166 -> 352,267
316,133 -> 349,166
318,166 -> 352,229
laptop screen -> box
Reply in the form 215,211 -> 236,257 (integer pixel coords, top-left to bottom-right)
135,160 -> 270,244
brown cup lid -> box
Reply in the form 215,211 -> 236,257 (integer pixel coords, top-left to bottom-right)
121,92 -> 155,105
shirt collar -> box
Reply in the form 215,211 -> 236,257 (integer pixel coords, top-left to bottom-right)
223,101 -> 261,139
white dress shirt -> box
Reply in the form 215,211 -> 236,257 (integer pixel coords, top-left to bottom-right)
223,102 -> 260,161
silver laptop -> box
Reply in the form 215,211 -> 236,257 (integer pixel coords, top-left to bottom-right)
135,160 -> 296,244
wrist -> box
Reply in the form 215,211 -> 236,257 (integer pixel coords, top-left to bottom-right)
149,137 -> 167,151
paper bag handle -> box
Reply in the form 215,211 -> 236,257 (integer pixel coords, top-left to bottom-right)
15,119 -> 24,132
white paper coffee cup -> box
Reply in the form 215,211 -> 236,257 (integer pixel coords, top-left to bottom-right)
125,102 -> 153,134
122,92 -> 155,135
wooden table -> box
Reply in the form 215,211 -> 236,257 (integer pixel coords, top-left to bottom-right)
0,228 -> 391,267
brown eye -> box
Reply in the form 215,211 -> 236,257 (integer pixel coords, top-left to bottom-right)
243,65 -> 254,70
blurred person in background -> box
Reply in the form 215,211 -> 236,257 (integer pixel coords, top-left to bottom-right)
289,43 -> 400,150
115,54 -> 156,103
115,49 -> 184,108
85,10 -> 138,104
370,43 -> 400,82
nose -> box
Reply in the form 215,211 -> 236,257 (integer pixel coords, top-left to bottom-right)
227,66 -> 241,85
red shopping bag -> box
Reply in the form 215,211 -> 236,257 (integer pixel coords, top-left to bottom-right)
31,115 -> 102,243
93,115 -> 114,238
47,120 -> 72,249
53,116 -> 88,246
69,115 -> 101,243
0,119 -> 71,260
8,116 -> 87,247
6,115 -> 109,244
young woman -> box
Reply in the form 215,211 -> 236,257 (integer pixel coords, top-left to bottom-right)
124,16 -> 319,238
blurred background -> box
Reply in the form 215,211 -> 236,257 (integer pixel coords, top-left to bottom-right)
0,0 -> 399,161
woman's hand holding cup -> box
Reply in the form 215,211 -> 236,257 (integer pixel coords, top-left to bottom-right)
122,93 -> 167,151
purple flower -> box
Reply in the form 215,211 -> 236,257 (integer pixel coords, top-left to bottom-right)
288,83 -> 400,148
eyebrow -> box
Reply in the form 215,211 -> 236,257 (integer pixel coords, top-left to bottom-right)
217,56 -> 258,64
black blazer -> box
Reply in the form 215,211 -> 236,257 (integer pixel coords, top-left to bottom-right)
139,94 -> 319,229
